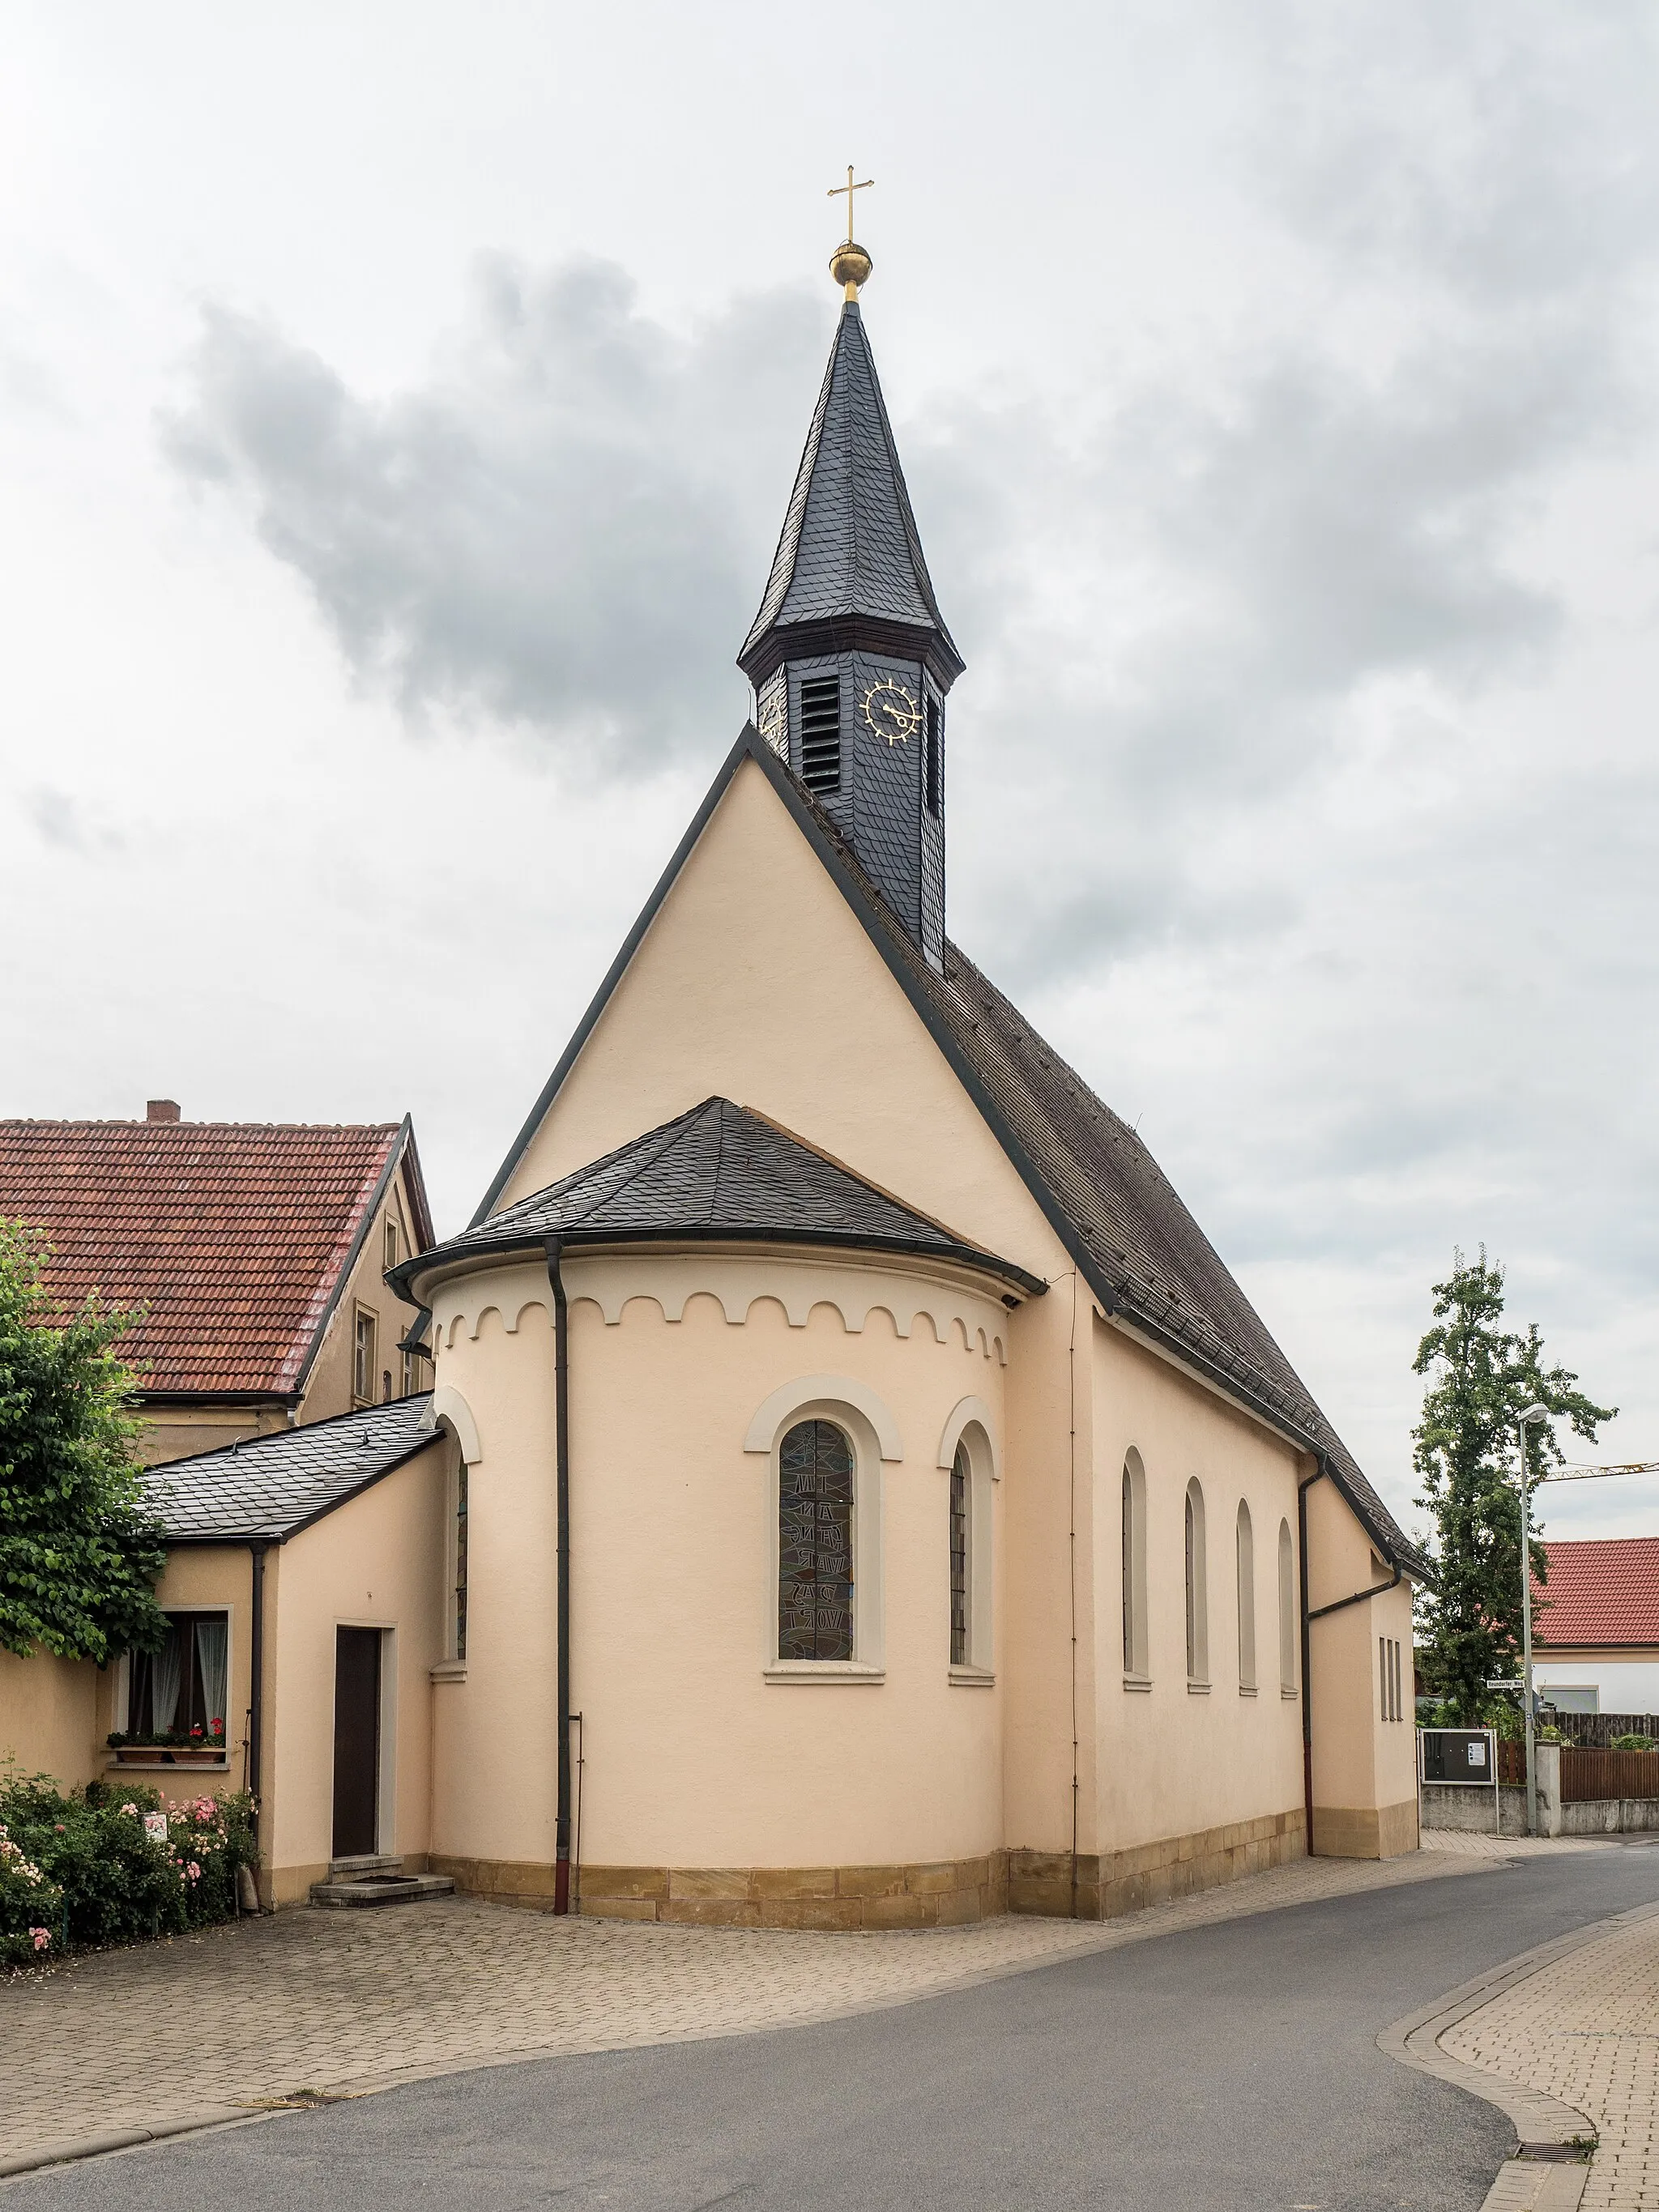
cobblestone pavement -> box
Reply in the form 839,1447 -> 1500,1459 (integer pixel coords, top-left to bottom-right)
0,1844 -> 1503,2170
1443,1902 -> 1659,2210
1422,1831 -> 1622,1860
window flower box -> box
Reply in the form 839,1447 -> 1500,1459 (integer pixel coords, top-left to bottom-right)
113,1745 -> 226,1767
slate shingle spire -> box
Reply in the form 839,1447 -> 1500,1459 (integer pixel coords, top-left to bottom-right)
739,252 -> 962,973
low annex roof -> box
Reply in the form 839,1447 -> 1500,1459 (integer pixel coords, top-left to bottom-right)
1533,1538 -> 1659,1650
0,1116 -> 432,1399
472,727 -> 1427,1579
146,1396 -> 437,1542
395,1096 -> 1043,1302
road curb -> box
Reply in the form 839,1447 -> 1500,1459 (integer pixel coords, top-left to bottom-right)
0,2107 -> 252,2182
1379,1897 -> 1659,2212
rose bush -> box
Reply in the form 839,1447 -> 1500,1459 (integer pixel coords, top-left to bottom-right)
0,1771 -> 257,1963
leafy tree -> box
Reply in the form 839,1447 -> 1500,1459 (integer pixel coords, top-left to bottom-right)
1412,1249 -> 1614,1723
0,1219 -> 166,1663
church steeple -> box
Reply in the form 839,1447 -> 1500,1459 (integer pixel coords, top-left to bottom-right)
739,224 -> 962,973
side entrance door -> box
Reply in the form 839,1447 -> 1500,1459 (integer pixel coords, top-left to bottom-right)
332,1626 -> 382,1860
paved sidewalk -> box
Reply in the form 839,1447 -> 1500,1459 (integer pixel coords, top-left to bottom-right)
0,1844 -> 1498,2175
1442,1903 -> 1659,2211
1422,1831 -> 1619,1860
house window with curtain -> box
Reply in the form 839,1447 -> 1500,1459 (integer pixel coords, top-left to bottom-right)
778,1419 -> 855,1661
125,1612 -> 230,1749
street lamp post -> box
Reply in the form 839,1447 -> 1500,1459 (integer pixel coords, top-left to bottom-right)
1517,1401 -> 1550,1839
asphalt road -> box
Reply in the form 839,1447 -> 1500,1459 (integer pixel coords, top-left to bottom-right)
12,1848 -> 1659,2212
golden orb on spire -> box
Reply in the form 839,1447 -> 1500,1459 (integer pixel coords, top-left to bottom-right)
825,167 -> 874,299
830,240 -> 872,297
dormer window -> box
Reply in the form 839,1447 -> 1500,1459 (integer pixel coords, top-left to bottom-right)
800,676 -> 841,794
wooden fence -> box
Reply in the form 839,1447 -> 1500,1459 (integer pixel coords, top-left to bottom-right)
1560,1745 -> 1659,1804
1497,1737 -> 1526,1786
1543,1711 -> 1659,1750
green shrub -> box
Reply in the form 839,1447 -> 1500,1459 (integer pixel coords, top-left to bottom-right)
0,1771 -> 257,1965
1611,1733 -> 1657,1752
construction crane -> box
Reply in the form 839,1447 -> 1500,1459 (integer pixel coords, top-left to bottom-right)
1537,1460 -> 1659,1485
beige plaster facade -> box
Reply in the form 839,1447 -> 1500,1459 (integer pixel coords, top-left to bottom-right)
395,752 -> 1419,1923
4,753 -> 1418,1920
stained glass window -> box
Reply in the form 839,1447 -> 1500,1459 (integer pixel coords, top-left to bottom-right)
454,1464 -> 469,1662
949,1445 -> 969,1666
778,1419 -> 855,1661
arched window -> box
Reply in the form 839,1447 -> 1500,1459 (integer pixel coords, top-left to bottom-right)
778,1419 -> 855,1662
1278,1519 -> 1297,1694
1184,1478 -> 1209,1686
1122,1451 -> 1149,1678
949,1443 -> 970,1665
1235,1500 -> 1256,1690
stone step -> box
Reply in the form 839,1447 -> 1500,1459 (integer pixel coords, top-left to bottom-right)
309,1873 -> 455,1909
327,1853 -> 404,1881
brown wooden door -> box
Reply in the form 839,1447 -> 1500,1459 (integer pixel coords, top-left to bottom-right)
332,1627 -> 382,1859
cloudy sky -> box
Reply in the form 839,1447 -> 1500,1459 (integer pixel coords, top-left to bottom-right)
4,2 -> 1657,1544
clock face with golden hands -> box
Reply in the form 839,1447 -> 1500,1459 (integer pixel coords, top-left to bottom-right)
860,676 -> 923,746
757,688 -> 786,750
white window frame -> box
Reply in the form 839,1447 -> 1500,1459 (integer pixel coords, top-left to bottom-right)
1278,1517 -> 1298,1697
745,1376 -> 896,1683
1122,1448 -> 1149,1686
1236,1498 -> 1256,1694
1185,1477 -> 1209,1690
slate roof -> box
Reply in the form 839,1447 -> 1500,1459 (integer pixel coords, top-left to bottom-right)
738,301 -> 963,681
144,1396 -> 437,1542
398,1097 -> 1041,1299
1533,1539 -> 1659,1648
0,1118 -> 430,1397
471,727 -> 1428,1579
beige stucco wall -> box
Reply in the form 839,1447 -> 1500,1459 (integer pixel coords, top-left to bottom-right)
0,1647 -> 102,1789
426,747 -> 1412,1890
1091,1315 -> 1306,1856
1305,1477 -> 1418,1855
430,1246 -> 1009,1877
265,1444 -> 448,1900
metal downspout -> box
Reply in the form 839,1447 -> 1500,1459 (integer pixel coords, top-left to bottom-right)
1298,1467 -> 1320,1854
248,1541 -> 267,1899
545,1236 -> 573,1914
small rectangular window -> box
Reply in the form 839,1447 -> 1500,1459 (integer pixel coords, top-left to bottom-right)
384,1218 -> 399,1274
353,1306 -> 377,1404
799,676 -> 841,794
401,1347 -> 416,1397
925,695 -> 941,815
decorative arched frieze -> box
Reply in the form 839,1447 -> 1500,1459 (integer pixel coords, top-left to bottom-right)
418,1382 -> 483,1466
743,1374 -> 903,1463
434,1252 -> 1008,1363
936,1396 -> 1000,1481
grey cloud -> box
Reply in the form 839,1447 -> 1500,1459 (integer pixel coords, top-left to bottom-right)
162,260 -> 826,773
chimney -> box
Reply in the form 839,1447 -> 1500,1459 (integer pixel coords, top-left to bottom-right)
146,1099 -> 181,1123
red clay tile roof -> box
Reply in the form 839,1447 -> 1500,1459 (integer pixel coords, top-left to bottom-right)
1533,1538 -> 1659,1649
0,1119 -> 422,1397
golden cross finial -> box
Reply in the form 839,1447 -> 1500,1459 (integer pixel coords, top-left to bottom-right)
828,165 -> 873,244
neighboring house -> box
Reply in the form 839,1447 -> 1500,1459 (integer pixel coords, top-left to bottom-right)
3,252 -> 1427,1916
1532,1538 -> 1659,1715
0,1102 -> 434,1464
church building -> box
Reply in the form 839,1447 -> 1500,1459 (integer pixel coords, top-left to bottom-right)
9,230 -> 1426,1919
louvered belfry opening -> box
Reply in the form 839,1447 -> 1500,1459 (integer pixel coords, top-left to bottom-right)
799,676 -> 842,793
778,1418 -> 854,1660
